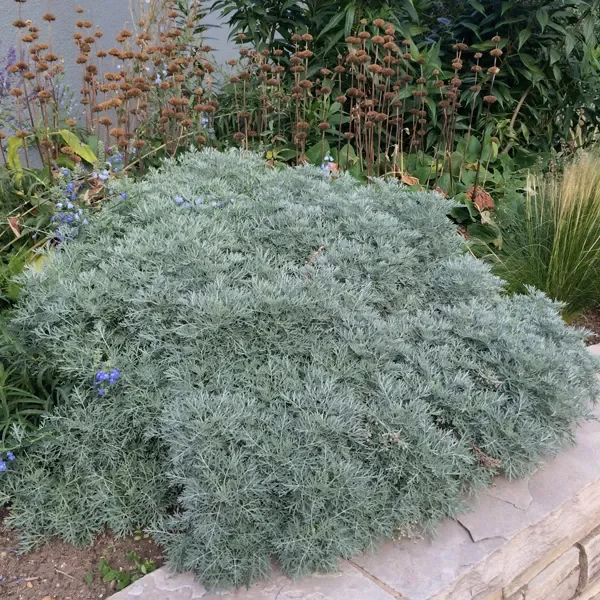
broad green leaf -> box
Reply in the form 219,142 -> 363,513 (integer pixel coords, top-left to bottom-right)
405,0 -> 419,22
467,223 -> 502,247
583,16 -> 595,45
565,32 -> 576,57
519,54 -> 545,80
466,136 -> 482,163
338,144 -> 358,169
536,8 -> 549,32
318,11 -> 345,39
518,29 -> 531,50
86,134 -> 100,156
344,2 -> 356,37
470,1 -> 486,14
553,64 -> 563,83
7,137 -> 23,173
59,130 -> 97,164
304,140 -> 330,165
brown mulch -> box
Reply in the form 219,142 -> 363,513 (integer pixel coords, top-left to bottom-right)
572,308 -> 600,346
0,510 -> 163,600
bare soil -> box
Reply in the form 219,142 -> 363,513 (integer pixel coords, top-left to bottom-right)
572,308 -> 600,346
0,510 -> 163,600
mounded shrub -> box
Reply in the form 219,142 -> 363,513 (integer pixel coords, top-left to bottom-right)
1,149 -> 598,588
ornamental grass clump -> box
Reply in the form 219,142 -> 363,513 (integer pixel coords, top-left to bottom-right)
1,148 -> 598,588
495,152 -> 600,318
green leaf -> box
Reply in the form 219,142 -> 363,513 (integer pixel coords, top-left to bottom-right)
467,223 -> 502,247
86,134 -> 100,156
465,136 -> 482,163
337,144 -> 358,169
59,130 -> 97,164
318,11 -> 345,39
519,54 -> 545,80
404,0 -> 419,22
470,1 -> 486,14
549,47 -> 561,65
344,2 -> 356,37
518,29 -> 531,50
583,16 -> 595,45
7,137 -> 23,173
304,140 -> 330,166
536,8 -> 549,32
565,32 -> 576,57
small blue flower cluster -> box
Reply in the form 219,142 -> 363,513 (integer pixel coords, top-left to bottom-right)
52,172 -> 90,242
173,195 -> 234,210
103,151 -> 130,199
94,367 -> 121,396
92,167 -> 111,182
0,451 -> 16,474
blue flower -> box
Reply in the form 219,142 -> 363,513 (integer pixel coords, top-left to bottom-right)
183,202 -> 192,209
98,169 -> 110,181
120,193 -> 127,200
6,451 -> 15,461
83,218 -> 89,225
98,388 -> 106,396
56,202 -> 63,209
0,461 -> 6,472
67,202 -> 74,209
174,196 -> 184,205
61,168 -> 69,176
195,197 -> 204,206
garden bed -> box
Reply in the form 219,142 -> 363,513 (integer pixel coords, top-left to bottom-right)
573,309 -> 600,346
0,510 -> 163,600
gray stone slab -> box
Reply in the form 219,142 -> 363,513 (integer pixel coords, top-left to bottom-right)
110,561 -> 397,600
352,403 -> 600,600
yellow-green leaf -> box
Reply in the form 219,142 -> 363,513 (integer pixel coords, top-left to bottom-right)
7,137 -> 23,172
59,130 -> 97,164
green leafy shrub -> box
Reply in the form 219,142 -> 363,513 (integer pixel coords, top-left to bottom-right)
493,152 -> 600,319
1,149 -> 598,588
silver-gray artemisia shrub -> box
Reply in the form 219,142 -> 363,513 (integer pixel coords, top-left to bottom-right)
1,149 -> 598,588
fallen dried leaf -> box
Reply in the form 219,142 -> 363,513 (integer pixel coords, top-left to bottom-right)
466,186 -> 495,212
7,216 -> 20,238
400,173 -> 419,186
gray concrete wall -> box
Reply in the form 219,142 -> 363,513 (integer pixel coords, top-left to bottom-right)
0,0 -> 236,93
